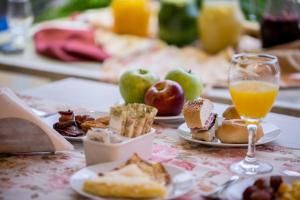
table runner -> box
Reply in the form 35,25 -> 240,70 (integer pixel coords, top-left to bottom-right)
0,96 -> 300,200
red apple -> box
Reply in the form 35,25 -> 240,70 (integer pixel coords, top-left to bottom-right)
144,80 -> 185,116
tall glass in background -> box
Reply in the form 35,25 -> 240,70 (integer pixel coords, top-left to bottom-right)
229,53 -> 280,175
261,0 -> 300,48
198,0 -> 244,54
6,0 -> 33,51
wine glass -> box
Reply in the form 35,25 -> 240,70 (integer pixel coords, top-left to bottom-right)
6,0 -> 33,51
228,53 -> 280,175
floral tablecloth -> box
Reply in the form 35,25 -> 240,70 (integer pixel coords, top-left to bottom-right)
1,96 -> 300,200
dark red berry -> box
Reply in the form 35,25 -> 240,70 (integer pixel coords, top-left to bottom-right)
243,186 -> 258,200
254,179 -> 268,189
270,176 -> 283,192
250,190 -> 272,200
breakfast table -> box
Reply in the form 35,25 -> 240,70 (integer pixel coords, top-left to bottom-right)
1,12 -> 300,118
0,78 -> 300,200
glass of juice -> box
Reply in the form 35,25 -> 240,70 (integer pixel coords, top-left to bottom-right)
111,0 -> 151,37
229,53 -> 280,175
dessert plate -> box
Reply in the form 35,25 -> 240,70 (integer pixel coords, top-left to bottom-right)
70,160 -> 196,200
43,111 -> 107,141
178,122 -> 280,147
224,176 -> 299,200
155,114 -> 185,124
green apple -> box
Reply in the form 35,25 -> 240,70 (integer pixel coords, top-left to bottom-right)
165,68 -> 203,100
119,69 -> 159,103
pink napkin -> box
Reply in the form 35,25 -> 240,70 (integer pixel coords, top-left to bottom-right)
34,28 -> 110,62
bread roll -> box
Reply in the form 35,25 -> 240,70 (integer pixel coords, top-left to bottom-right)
222,105 -> 240,120
216,119 -> 264,144
182,98 -> 214,129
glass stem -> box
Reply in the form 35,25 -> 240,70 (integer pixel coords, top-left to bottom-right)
245,124 -> 257,163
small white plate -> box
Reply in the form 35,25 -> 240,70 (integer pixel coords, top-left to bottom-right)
43,111 -> 107,141
178,122 -> 280,147
225,176 -> 300,200
155,114 -> 185,124
70,160 -> 196,200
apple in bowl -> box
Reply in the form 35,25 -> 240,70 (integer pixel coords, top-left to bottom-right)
119,68 -> 159,104
144,80 -> 185,116
165,68 -> 203,100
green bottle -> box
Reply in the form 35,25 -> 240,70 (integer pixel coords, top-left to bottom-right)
239,0 -> 266,21
158,0 -> 198,46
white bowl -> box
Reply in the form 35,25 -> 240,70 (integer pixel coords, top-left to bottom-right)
83,129 -> 155,166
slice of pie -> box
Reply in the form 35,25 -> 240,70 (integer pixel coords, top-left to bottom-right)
83,164 -> 167,199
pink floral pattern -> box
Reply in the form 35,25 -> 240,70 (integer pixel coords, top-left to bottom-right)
1,99 -> 300,200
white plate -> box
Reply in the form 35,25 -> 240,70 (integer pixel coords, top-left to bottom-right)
43,111 -> 107,141
178,122 -> 280,147
225,176 -> 300,200
70,160 -> 196,200
155,114 -> 185,124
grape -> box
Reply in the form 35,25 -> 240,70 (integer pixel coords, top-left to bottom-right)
254,179 -> 268,189
270,176 -> 283,192
250,190 -> 272,200
243,186 -> 258,200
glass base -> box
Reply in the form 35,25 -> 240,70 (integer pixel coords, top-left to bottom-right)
230,160 -> 273,175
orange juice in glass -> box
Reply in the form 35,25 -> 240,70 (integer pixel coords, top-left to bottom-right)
229,53 -> 280,175
112,0 -> 151,37
230,81 -> 278,119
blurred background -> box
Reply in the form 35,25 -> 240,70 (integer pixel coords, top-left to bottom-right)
0,0 -> 300,92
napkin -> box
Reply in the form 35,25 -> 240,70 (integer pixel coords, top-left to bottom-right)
34,28 -> 110,62
0,87 -> 73,152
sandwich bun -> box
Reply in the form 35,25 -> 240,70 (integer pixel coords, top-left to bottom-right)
216,119 -> 264,144
182,98 -> 214,129
222,105 -> 240,120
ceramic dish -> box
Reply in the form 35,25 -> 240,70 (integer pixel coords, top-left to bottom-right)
70,159 -> 196,200
83,128 -> 155,165
178,122 -> 280,147
43,111 -> 107,141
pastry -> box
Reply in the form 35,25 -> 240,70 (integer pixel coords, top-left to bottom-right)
53,111 -> 110,136
216,119 -> 264,144
83,154 -> 169,199
53,110 -> 85,137
222,105 -> 240,120
75,115 -> 95,125
109,103 -> 157,138
116,153 -> 170,186
83,164 -> 167,199
80,117 -> 109,132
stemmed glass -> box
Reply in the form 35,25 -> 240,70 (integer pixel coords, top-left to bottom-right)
228,53 -> 280,175
6,0 -> 33,51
